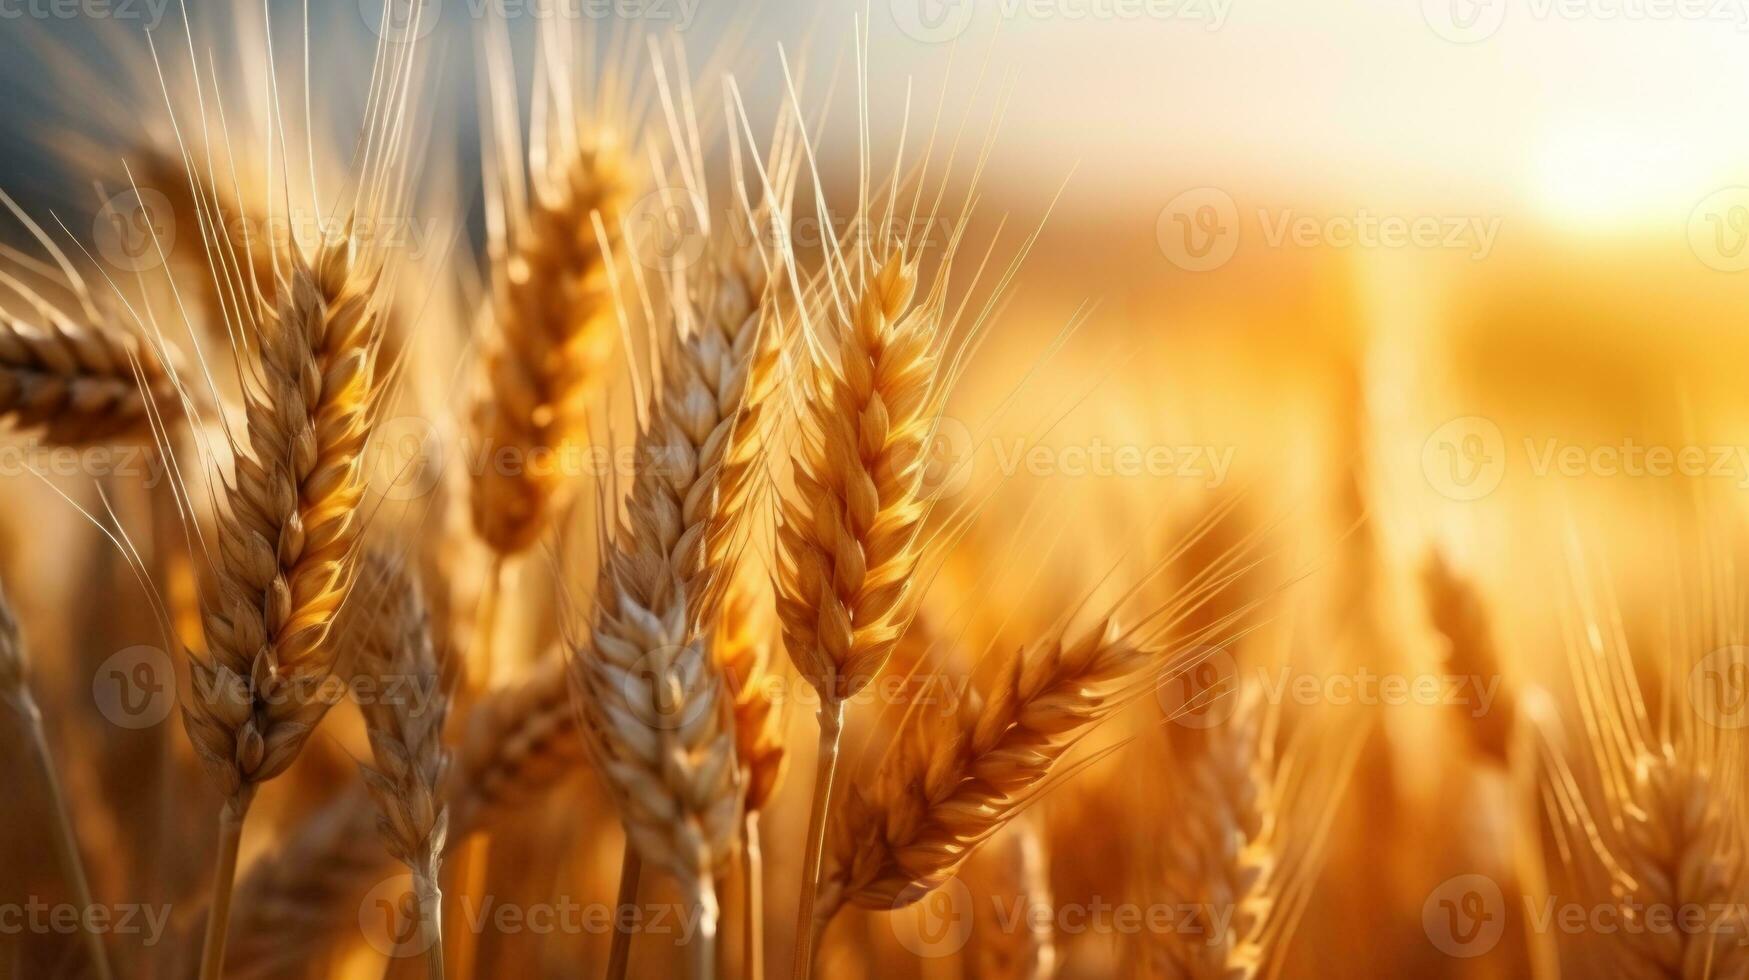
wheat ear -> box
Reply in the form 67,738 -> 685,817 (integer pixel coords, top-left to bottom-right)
1150,685 -> 1278,980
1536,564 -> 1749,980
0,289 -> 170,445
222,653 -> 579,978
818,617 -> 1151,922
0,580 -> 113,980
184,238 -> 383,980
962,816 -> 1057,980
774,251 -> 947,976
1422,549 -> 1515,763
470,144 -> 630,555
353,555 -> 452,980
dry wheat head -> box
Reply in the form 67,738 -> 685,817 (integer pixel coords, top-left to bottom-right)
820,617 -> 1155,919
716,585 -> 786,813
183,237 -> 383,805
470,144 -> 631,554
773,252 -> 940,703
353,554 -> 451,879
0,300 -> 170,445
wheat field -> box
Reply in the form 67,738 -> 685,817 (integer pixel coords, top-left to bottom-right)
0,2 -> 1745,978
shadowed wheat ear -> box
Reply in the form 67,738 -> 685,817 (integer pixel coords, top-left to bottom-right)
961,816 -> 1056,980
220,653 -> 580,977
0,190 -> 174,445
565,233 -> 784,975
468,13 -> 644,558
353,553 -> 451,980
1534,552 -> 1749,979
0,579 -> 113,980
1143,682 -> 1358,980
1422,548 -> 1515,763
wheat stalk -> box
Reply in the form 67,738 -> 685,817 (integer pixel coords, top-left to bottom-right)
183,237 -> 384,979
716,585 -> 787,980
773,249 -> 949,977
0,578 -> 113,980
352,554 -> 451,980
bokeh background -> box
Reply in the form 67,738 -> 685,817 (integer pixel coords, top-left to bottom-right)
2,1 -> 1748,977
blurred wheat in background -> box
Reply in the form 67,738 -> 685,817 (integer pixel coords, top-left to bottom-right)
0,1 -> 1746,978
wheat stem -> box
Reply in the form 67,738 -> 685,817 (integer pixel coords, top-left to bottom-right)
792,698 -> 845,980
198,797 -> 250,980
607,847 -> 642,980
15,694 -> 111,980
416,875 -> 445,980
743,811 -> 765,980
691,877 -> 721,980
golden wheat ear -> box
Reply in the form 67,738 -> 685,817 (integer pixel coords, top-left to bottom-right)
145,4 -> 431,977
466,15 -> 652,560
0,192 -> 176,446
1531,548 -> 1749,979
